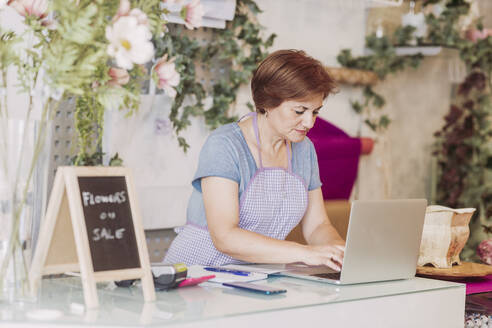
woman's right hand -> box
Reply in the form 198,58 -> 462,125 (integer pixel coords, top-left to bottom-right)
301,244 -> 345,272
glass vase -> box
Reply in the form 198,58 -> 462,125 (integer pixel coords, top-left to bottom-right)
0,118 -> 51,303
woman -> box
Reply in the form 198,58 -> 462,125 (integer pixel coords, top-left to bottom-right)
163,49 -> 345,271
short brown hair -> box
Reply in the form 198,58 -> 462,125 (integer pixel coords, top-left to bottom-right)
251,49 -> 337,114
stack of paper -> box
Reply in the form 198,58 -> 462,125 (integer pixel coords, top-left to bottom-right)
187,265 -> 268,283
162,0 -> 237,30
222,264 -> 288,275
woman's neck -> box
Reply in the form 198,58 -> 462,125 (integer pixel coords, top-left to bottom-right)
256,113 -> 285,155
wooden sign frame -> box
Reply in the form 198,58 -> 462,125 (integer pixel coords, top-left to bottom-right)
30,166 -> 155,308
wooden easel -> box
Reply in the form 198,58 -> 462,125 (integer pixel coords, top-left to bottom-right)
30,166 -> 155,308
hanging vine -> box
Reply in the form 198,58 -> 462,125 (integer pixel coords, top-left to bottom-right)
337,26 -> 424,134
337,0 -> 491,261
154,0 -> 276,151
72,0 -> 275,161
430,5 -> 492,260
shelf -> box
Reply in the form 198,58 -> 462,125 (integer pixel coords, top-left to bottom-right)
325,67 -> 379,86
364,46 -> 443,56
365,0 -> 403,7
395,46 -> 442,56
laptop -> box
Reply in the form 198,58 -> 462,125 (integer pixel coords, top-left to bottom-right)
281,199 -> 427,285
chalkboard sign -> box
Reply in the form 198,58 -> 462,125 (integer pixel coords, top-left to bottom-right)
78,176 -> 140,272
30,166 -> 155,309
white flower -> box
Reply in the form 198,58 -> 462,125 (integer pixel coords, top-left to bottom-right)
0,0 -> 8,9
106,16 -> 154,70
183,0 -> 204,30
128,8 -> 150,27
154,54 -> 180,98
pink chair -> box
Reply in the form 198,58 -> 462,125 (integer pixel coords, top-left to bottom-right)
308,117 -> 373,200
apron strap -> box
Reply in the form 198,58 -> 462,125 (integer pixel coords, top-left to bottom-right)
286,140 -> 292,172
252,112 -> 264,168
237,112 -> 255,122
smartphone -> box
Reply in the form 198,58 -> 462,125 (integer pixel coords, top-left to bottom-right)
222,282 -> 287,295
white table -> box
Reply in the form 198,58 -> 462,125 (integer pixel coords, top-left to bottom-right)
0,276 -> 465,327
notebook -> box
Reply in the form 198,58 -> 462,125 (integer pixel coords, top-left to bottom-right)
280,199 -> 428,285
187,265 -> 268,283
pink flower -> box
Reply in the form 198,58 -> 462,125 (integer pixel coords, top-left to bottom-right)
108,67 -> 130,87
154,55 -> 180,98
477,240 -> 492,265
115,0 -> 131,19
113,0 -> 150,27
8,0 -> 48,19
182,0 -> 204,30
465,29 -> 492,43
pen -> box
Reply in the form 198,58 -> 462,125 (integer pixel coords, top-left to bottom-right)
204,267 -> 251,276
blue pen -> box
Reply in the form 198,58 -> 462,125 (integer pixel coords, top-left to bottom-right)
204,267 -> 251,276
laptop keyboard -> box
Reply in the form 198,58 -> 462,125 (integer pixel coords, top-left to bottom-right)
312,272 -> 341,280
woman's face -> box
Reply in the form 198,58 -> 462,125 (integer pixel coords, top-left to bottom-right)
266,93 -> 324,143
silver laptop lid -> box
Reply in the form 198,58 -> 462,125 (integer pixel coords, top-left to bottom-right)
340,199 -> 427,284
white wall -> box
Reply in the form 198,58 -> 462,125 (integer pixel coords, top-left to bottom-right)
103,94 -> 208,229
105,0 -> 458,228
4,1 -> 477,229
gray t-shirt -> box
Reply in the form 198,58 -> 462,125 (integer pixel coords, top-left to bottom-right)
185,122 -> 322,228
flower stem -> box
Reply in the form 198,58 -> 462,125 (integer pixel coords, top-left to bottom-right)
0,96 -> 62,297
0,70 -> 10,177
12,94 -> 34,209
1,70 -> 8,119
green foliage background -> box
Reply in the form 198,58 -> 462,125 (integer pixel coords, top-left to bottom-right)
72,0 -> 275,161
337,0 -> 491,261
157,0 -> 276,151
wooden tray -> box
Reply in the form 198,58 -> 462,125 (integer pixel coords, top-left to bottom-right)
417,262 -> 492,279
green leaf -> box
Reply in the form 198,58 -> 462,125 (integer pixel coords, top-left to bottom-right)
394,25 -> 416,46
96,86 -> 128,111
180,7 -> 188,20
364,119 -> 377,132
351,101 -> 363,114
56,3 -> 98,45
246,102 -> 254,111
372,92 -> 386,108
109,152 -> 124,166
177,137 -> 190,152
379,115 -> 391,129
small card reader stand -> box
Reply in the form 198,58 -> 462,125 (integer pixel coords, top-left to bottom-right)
30,166 -> 155,308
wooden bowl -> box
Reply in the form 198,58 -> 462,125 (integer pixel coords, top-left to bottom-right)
417,262 -> 492,280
